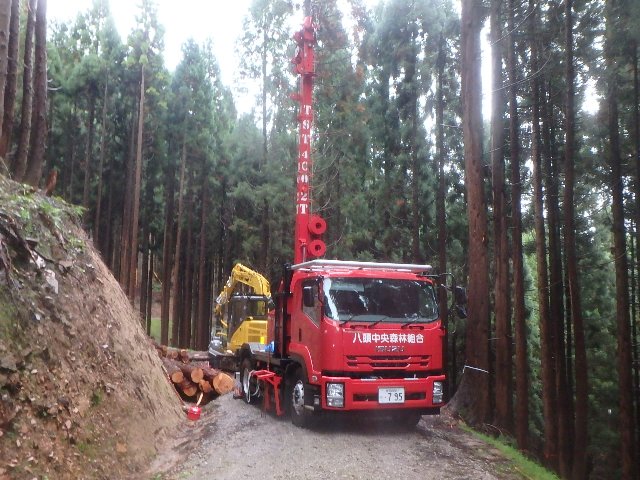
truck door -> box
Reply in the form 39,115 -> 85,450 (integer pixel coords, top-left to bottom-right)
295,278 -> 322,380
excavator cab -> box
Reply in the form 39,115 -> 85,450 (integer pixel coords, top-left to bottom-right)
222,295 -> 270,350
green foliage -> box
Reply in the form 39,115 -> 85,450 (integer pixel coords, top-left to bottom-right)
90,390 -> 103,407
0,289 -> 18,337
148,317 -> 165,342
461,425 -> 561,480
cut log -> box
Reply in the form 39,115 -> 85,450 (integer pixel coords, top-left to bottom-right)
199,379 -> 213,394
212,372 -> 235,395
154,340 -> 226,400
161,357 -> 204,383
153,341 -> 178,360
199,365 -> 235,395
151,340 -> 209,364
162,358 -> 184,384
189,352 -> 211,362
201,365 -> 222,382
181,364 -> 204,384
176,378 -> 198,397
178,349 -> 190,363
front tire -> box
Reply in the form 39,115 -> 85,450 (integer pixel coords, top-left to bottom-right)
288,367 -> 312,428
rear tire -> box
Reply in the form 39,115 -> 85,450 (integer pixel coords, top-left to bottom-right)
288,367 -> 312,428
240,358 -> 259,404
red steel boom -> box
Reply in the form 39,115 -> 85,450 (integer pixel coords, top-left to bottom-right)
292,16 -> 326,264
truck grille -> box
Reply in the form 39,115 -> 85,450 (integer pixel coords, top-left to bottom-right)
323,370 -> 433,380
346,354 -> 430,369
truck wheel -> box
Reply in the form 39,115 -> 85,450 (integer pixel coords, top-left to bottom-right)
241,358 -> 258,404
288,367 -> 311,428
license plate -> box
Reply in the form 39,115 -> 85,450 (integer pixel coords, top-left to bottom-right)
378,387 -> 405,404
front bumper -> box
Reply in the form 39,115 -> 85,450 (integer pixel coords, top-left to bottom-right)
319,375 -> 446,411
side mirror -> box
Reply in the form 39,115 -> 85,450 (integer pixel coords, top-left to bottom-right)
454,286 -> 467,306
302,286 -> 315,308
454,286 -> 467,319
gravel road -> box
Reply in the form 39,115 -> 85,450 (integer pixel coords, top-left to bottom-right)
154,393 -> 525,480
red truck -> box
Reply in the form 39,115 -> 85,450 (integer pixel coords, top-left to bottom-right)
239,259 -> 449,427
234,16 -> 464,427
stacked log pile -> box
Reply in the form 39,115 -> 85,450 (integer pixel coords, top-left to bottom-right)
153,342 -> 236,404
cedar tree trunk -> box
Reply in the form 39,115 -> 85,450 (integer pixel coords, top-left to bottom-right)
23,0 -> 47,187
449,0 -> 490,426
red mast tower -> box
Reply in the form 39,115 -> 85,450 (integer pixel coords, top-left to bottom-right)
292,16 -> 326,264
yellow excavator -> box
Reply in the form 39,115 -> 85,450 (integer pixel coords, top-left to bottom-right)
208,263 -> 272,371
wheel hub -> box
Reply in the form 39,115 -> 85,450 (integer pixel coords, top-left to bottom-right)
243,366 -> 252,402
292,380 -> 305,415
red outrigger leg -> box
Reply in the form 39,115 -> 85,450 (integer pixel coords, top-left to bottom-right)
251,369 -> 284,416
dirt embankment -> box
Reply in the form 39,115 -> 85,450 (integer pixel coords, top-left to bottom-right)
0,176 -> 184,479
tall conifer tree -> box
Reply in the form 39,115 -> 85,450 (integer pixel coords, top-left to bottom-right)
451,0 -> 490,425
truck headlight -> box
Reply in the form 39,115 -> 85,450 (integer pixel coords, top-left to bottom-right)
326,382 -> 344,408
432,381 -> 443,404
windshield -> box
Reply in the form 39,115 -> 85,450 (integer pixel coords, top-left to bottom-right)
323,278 -> 439,323
226,296 -> 269,338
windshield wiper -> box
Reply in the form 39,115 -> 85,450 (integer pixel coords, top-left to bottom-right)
339,314 -> 366,326
367,315 -> 390,328
367,316 -> 389,328
400,315 -> 421,328
400,320 -> 418,328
